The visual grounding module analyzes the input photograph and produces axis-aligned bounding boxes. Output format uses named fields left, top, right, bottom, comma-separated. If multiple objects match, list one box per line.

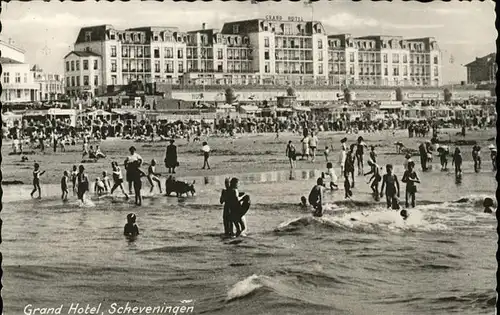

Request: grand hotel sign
left=265, top=15, right=304, bottom=22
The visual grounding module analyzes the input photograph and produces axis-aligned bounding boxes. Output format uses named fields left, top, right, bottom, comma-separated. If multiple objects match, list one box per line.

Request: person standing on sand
left=286, top=140, right=297, bottom=169
left=301, top=135, right=310, bottom=161
left=165, top=139, right=178, bottom=174
left=201, top=141, right=211, bottom=170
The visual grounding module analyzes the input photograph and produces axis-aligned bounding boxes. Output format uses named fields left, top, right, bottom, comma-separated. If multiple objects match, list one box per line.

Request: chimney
left=202, top=23, right=206, bottom=30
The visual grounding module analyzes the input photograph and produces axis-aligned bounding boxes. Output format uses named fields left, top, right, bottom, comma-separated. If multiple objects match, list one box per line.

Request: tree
left=444, top=88, right=452, bottom=102
left=344, top=88, right=352, bottom=103
left=286, top=86, right=296, bottom=97
left=225, top=87, right=236, bottom=104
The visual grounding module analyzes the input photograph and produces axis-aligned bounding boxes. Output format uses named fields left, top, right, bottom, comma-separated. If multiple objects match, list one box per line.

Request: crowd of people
left=303, top=132, right=497, bottom=219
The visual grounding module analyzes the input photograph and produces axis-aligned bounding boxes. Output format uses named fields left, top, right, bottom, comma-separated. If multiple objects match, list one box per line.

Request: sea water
left=2, top=163, right=496, bottom=315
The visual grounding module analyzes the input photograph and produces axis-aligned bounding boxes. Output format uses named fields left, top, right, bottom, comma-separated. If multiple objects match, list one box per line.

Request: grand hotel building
left=64, top=17, right=442, bottom=97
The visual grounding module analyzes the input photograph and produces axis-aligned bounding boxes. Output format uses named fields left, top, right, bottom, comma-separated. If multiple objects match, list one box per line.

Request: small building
left=464, top=53, right=496, bottom=85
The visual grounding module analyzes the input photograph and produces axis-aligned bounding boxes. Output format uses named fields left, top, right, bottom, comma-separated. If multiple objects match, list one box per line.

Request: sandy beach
left=1, top=128, right=494, bottom=186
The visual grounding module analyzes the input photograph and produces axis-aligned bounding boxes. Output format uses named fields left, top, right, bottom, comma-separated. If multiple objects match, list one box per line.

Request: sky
left=2, top=0, right=496, bottom=84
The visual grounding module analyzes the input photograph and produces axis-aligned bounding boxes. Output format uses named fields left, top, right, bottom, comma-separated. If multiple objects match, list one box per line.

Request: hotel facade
left=64, top=17, right=442, bottom=96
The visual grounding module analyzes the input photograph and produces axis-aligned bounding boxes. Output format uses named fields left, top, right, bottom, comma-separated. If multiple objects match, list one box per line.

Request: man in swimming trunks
left=401, top=161, right=420, bottom=208
left=380, top=164, right=400, bottom=209
left=308, top=177, right=326, bottom=217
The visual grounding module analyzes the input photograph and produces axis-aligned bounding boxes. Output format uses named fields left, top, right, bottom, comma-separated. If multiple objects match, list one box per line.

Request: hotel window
left=318, top=51, right=323, bottom=61
left=264, top=37, right=269, bottom=48
left=83, top=75, right=89, bottom=86
left=217, top=49, right=223, bottom=60
left=434, top=67, right=438, bottom=76
left=15, top=72, right=20, bottom=83
left=76, top=61, right=80, bottom=71
left=318, top=64, right=323, bottom=75
left=71, top=61, right=75, bottom=71
left=383, top=54, right=388, bottom=63
left=178, top=61, right=184, bottom=72
left=66, top=61, right=70, bottom=72
left=177, top=49, right=183, bottom=58
left=66, top=77, right=70, bottom=87
left=233, top=25, right=239, bottom=33
left=392, top=54, right=399, bottom=63
left=318, top=40, right=323, bottom=49
left=264, top=62, right=270, bottom=73
left=349, top=65, right=354, bottom=75
left=165, top=61, right=174, bottom=73
left=94, top=75, right=98, bottom=86
left=264, top=50, right=270, bottom=60
left=24, top=73, right=27, bottom=83
left=403, top=66, right=408, bottom=76
left=350, top=53, right=355, bottom=62
left=154, top=61, right=161, bottom=72
left=154, top=48, right=160, bottom=58
left=76, top=76, right=80, bottom=86
left=83, top=60, right=89, bottom=70
left=17, top=90, right=21, bottom=98
left=3, top=72, right=8, bottom=83
left=122, top=46, right=129, bottom=57
left=165, top=47, right=173, bottom=58
left=111, top=60, right=117, bottom=72
left=433, top=56, right=438, bottom=64
left=403, top=54, right=407, bottom=63
left=94, top=60, right=98, bottom=70
left=85, top=31, right=92, bottom=42
left=111, top=75, right=117, bottom=85
left=111, top=46, right=117, bottom=57
left=71, top=77, right=75, bottom=86
left=137, top=47, right=143, bottom=58
left=393, top=66, right=399, bottom=76
left=384, top=66, right=388, bottom=76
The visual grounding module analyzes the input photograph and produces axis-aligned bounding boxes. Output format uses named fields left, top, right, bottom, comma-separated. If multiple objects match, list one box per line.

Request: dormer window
left=233, top=25, right=239, bottom=33
left=85, top=31, right=92, bottom=42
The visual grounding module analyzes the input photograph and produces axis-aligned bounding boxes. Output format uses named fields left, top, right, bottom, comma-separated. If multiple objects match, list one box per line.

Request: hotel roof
left=0, top=57, right=24, bottom=64
left=64, top=51, right=101, bottom=59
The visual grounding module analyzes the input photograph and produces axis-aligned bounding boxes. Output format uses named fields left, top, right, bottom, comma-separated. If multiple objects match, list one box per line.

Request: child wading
left=452, top=148, right=463, bottom=178
left=325, top=162, right=338, bottom=190
left=402, top=161, right=420, bottom=208
left=380, top=164, right=400, bottom=209
left=286, top=141, right=297, bottom=169
left=76, top=165, right=90, bottom=202
left=147, top=159, right=162, bottom=193
left=472, top=144, right=481, bottom=173
left=110, top=161, right=129, bottom=198
left=124, top=213, right=140, bottom=237
left=30, top=163, right=46, bottom=199
left=364, top=160, right=381, bottom=201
